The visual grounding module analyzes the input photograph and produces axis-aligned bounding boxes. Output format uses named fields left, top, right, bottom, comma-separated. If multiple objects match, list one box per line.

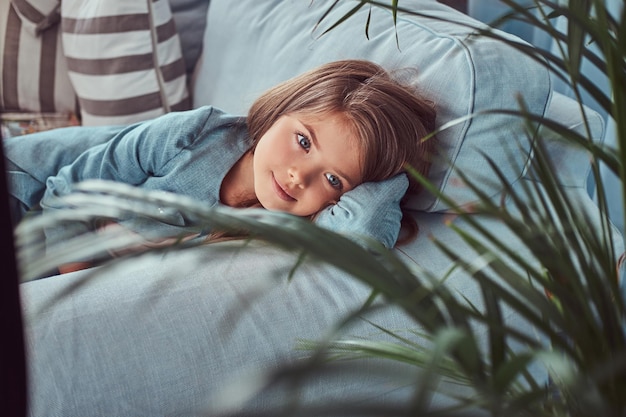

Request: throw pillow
left=61, top=0, right=190, bottom=126
left=0, top=0, right=76, bottom=114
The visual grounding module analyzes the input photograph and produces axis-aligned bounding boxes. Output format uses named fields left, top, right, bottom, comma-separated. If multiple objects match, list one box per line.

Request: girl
left=5, top=59, right=436, bottom=273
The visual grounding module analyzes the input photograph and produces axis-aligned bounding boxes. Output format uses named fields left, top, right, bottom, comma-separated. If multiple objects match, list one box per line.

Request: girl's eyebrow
left=301, top=120, right=357, bottom=188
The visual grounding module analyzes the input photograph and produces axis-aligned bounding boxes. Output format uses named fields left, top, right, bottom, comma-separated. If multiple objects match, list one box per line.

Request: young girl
left=5, top=59, right=436, bottom=272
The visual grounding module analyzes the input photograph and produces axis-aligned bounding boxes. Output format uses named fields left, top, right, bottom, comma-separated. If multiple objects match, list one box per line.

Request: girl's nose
left=288, top=167, right=307, bottom=188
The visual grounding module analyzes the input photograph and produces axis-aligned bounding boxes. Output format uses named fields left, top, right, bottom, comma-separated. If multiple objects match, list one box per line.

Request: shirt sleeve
left=313, top=173, right=409, bottom=248
left=41, top=106, right=219, bottom=210
left=38, top=107, right=225, bottom=251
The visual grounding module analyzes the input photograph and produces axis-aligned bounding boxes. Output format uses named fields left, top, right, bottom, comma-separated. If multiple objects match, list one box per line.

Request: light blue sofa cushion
left=21, top=230, right=545, bottom=416
left=21, top=243, right=430, bottom=416
left=193, top=0, right=552, bottom=212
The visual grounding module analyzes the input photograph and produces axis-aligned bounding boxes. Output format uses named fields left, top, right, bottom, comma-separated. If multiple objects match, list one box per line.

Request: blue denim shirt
left=5, top=106, right=407, bottom=249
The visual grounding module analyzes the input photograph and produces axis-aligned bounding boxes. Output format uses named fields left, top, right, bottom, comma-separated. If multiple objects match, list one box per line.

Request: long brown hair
left=246, top=59, right=437, bottom=244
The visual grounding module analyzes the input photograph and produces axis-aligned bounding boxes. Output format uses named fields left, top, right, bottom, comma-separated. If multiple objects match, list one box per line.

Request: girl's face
left=253, top=112, right=363, bottom=217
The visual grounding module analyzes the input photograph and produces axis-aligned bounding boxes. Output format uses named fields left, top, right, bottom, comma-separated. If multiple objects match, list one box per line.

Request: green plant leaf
left=314, top=0, right=367, bottom=38
left=566, top=0, right=592, bottom=81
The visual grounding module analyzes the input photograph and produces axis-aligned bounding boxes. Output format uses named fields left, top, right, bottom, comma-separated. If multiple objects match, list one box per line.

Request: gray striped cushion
left=0, top=0, right=76, bottom=114
left=61, top=0, right=190, bottom=126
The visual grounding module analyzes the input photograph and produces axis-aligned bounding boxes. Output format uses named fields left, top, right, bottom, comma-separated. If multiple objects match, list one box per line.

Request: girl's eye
left=325, top=173, right=343, bottom=190
left=297, top=133, right=311, bottom=151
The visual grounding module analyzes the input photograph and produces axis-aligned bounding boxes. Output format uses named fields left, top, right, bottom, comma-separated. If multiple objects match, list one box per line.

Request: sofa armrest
left=526, top=91, right=605, bottom=189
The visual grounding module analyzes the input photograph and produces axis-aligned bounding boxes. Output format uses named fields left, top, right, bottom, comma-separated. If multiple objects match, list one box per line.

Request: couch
left=4, top=0, right=624, bottom=416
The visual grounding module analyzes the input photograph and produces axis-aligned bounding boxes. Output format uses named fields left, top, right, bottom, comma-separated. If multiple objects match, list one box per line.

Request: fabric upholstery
left=0, top=0, right=75, bottom=113
left=20, top=243, right=414, bottom=415
left=61, top=0, right=190, bottom=126
left=193, top=0, right=552, bottom=213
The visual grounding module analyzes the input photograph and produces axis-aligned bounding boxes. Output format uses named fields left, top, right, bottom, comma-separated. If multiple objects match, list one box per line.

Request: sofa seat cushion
left=21, top=242, right=419, bottom=415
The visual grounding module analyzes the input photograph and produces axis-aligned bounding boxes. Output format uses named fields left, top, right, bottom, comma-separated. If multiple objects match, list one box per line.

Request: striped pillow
left=61, top=0, right=190, bottom=126
left=0, top=0, right=76, bottom=114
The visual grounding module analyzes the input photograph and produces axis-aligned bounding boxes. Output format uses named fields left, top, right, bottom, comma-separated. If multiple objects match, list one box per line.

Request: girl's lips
left=272, top=174, right=296, bottom=202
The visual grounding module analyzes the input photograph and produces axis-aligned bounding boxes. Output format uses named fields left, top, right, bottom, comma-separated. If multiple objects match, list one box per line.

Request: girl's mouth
left=272, top=174, right=296, bottom=202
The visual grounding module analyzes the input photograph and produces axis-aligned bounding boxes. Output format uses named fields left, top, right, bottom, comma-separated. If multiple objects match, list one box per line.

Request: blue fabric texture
left=5, top=106, right=405, bottom=249
left=21, top=244, right=425, bottom=416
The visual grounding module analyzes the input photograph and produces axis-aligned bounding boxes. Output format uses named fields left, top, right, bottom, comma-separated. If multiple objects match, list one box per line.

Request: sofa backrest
left=193, top=0, right=559, bottom=212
